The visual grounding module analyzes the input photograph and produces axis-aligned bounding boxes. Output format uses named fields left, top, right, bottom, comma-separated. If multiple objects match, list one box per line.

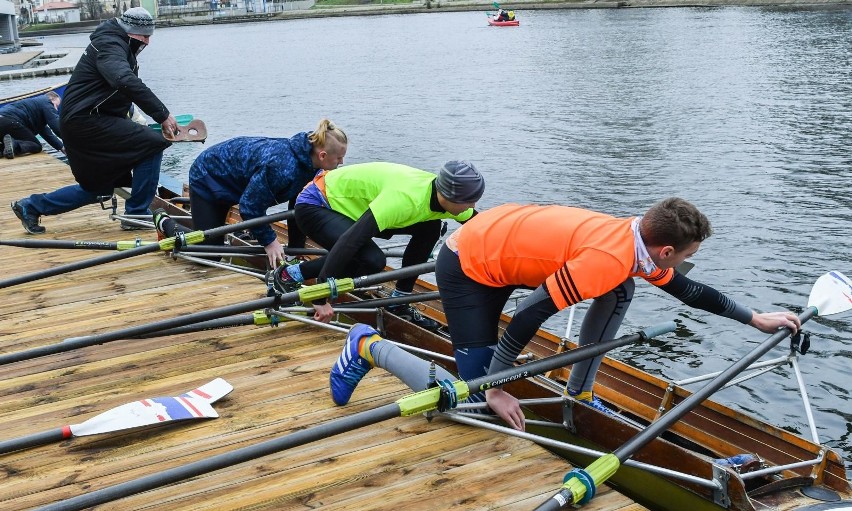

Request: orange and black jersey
left=456, top=203, right=674, bottom=310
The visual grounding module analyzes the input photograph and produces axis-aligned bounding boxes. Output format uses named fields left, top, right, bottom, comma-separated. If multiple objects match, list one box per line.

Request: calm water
left=3, top=6, right=851, bottom=478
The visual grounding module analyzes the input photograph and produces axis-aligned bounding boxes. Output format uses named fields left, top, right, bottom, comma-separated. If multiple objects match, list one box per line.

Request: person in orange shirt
left=328, top=198, right=801, bottom=431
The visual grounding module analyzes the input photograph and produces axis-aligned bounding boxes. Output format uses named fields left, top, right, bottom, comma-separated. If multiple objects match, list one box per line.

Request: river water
left=2, top=6, right=851, bottom=478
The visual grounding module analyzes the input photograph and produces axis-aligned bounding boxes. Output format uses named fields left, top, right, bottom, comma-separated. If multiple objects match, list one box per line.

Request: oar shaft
left=35, top=404, right=401, bottom=511
left=613, top=307, right=815, bottom=461
left=0, top=427, right=68, bottom=455
left=0, top=244, right=161, bottom=289
left=130, top=314, right=258, bottom=339
left=467, top=322, right=676, bottom=394
left=352, top=262, right=435, bottom=288
left=0, top=239, right=119, bottom=250
left=0, top=297, right=281, bottom=365
left=0, top=211, right=295, bottom=290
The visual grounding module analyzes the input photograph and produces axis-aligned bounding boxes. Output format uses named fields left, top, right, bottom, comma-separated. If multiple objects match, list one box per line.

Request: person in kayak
left=153, top=119, right=348, bottom=268
left=270, top=160, right=484, bottom=332
left=326, top=198, right=801, bottom=432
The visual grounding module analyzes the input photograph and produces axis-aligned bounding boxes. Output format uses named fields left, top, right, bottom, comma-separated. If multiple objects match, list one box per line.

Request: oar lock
left=428, top=377, right=458, bottom=412
left=790, top=331, right=811, bottom=355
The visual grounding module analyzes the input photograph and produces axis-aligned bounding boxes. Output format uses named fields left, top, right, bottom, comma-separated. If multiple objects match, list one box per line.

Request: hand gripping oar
left=0, top=262, right=436, bottom=366
left=0, top=378, right=233, bottom=455
left=534, top=271, right=852, bottom=511
left=0, top=210, right=296, bottom=290
left=32, top=321, right=675, bottom=511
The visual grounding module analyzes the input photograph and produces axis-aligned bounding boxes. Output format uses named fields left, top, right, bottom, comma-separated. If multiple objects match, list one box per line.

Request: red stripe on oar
left=178, top=396, right=203, bottom=417
left=140, top=399, right=151, bottom=407
left=62, top=425, right=72, bottom=438
left=190, top=388, right=212, bottom=399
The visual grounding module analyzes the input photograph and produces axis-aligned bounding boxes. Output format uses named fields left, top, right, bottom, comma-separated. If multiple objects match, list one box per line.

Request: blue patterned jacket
left=189, top=133, right=316, bottom=247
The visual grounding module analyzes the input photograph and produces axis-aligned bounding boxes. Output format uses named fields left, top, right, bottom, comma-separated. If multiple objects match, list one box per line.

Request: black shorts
left=435, top=244, right=518, bottom=350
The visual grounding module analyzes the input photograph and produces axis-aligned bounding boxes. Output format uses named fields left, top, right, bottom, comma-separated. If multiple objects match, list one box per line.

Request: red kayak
left=488, top=18, right=519, bottom=27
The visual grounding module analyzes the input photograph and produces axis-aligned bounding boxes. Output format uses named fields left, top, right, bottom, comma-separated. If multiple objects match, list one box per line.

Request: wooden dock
left=0, top=153, right=646, bottom=510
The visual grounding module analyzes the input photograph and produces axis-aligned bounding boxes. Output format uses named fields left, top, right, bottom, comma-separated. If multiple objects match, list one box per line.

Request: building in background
left=0, top=0, right=20, bottom=52
left=33, top=1, right=80, bottom=22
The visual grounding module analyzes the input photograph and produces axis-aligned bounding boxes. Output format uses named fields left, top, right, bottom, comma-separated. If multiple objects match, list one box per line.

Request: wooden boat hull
left=152, top=191, right=852, bottom=511
left=0, top=82, right=66, bottom=107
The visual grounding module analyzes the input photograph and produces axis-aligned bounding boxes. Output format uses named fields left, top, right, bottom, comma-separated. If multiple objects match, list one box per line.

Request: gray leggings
left=566, top=279, right=635, bottom=393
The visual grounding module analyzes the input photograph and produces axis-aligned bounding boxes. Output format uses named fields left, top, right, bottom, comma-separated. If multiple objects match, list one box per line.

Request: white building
left=34, top=1, right=80, bottom=23
left=0, top=0, right=20, bottom=52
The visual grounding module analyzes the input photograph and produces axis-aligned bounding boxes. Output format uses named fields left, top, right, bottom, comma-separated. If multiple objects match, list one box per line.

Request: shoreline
left=19, top=0, right=852, bottom=36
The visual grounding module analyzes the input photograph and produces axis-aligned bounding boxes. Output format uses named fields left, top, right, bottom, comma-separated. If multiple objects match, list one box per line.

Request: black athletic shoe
left=386, top=304, right=441, bottom=332
left=3, top=135, right=14, bottom=159
left=11, top=200, right=45, bottom=234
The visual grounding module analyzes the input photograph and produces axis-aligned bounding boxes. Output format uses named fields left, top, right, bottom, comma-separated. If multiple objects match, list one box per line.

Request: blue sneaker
left=330, top=324, right=379, bottom=406
left=567, top=388, right=617, bottom=416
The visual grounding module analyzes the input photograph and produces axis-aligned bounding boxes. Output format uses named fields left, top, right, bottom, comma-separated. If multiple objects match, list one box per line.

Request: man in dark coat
left=10, top=7, right=178, bottom=235
left=0, top=91, right=64, bottom=159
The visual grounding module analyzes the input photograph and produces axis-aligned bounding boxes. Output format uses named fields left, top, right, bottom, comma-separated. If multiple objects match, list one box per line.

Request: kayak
left=488, top=18, right=519, bottom=27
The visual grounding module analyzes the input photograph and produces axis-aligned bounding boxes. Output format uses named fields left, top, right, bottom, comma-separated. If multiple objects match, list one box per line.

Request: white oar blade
left=182, top=378, right=234, bottom=404
left=70, top=396, right=217, bottom=437
left=808, top=271, right=852, bottom=316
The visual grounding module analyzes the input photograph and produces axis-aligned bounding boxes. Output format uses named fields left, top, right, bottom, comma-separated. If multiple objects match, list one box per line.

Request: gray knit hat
left=435, top=160, right=485, bottom=203
left=117, top=7, right=155, bottom=36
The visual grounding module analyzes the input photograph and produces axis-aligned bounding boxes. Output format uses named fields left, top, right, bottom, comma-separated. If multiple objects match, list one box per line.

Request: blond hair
left=45, top=91, right=60, bottom=102
left=308, top=119, right=348, bottom=150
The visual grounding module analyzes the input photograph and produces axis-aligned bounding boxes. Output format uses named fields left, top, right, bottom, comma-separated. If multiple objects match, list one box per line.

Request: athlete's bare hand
left=749, top=311, right=801, bottom=334
left=485, top=388, right=525, bottom=431
left=313, top=302, right=334, bottom=323
left=264, top=239, right=285, bottom=268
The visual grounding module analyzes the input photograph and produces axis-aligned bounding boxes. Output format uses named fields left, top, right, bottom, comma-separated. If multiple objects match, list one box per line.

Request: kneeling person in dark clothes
left=0, top=91, right=64, bottom=160
left=10, top=7, right=178, bottom=235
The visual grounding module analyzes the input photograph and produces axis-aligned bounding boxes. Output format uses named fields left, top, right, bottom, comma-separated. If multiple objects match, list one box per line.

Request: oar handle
left=0, top=427, right=70, bottom=455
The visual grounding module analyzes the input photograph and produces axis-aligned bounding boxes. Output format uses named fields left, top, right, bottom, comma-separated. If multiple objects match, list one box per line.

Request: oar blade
left=182, top=378, right=234, bottom=404
left=71, top=396, right=217, bottom=437
left=808, top=271, right=852, bottom=316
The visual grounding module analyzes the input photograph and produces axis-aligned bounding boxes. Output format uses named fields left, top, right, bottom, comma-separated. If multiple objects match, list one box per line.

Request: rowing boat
left=0, top=82, right=67, bottom=108
left=160, top=193, right=852, bottom=511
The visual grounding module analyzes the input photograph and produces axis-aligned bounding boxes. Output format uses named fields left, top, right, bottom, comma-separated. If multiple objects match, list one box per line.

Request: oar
left=0, top=378, right=233, bottom=455
left=33, top=321, right=676, bottom=511
left=0, top=262, right=436, bottom=366
left=0, top=210, right=295, bottom=290
left=131, top=291, right=443, bottom=339
left=0, top=241, right=405, bottom=259
left=533, top=271, right=852, bottom=510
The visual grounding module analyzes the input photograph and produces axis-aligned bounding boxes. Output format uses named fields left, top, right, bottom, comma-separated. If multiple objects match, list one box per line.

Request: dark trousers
left=188, top=194, right=233, bottom=246
left=295, top=204, right=441, bottom=292
left=0, top=116, right=43, bottom=155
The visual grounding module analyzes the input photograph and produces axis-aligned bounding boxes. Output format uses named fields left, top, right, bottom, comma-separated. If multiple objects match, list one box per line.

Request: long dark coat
left=59, top=19, right=171, bottom=193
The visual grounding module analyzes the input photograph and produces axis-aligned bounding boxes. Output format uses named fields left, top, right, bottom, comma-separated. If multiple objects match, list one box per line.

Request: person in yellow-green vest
left=270, top=161, right=484, bottom=331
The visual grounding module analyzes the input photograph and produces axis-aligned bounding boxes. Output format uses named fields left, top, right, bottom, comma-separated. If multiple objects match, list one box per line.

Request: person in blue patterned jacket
left=155, top=119, right=348, bottom=267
